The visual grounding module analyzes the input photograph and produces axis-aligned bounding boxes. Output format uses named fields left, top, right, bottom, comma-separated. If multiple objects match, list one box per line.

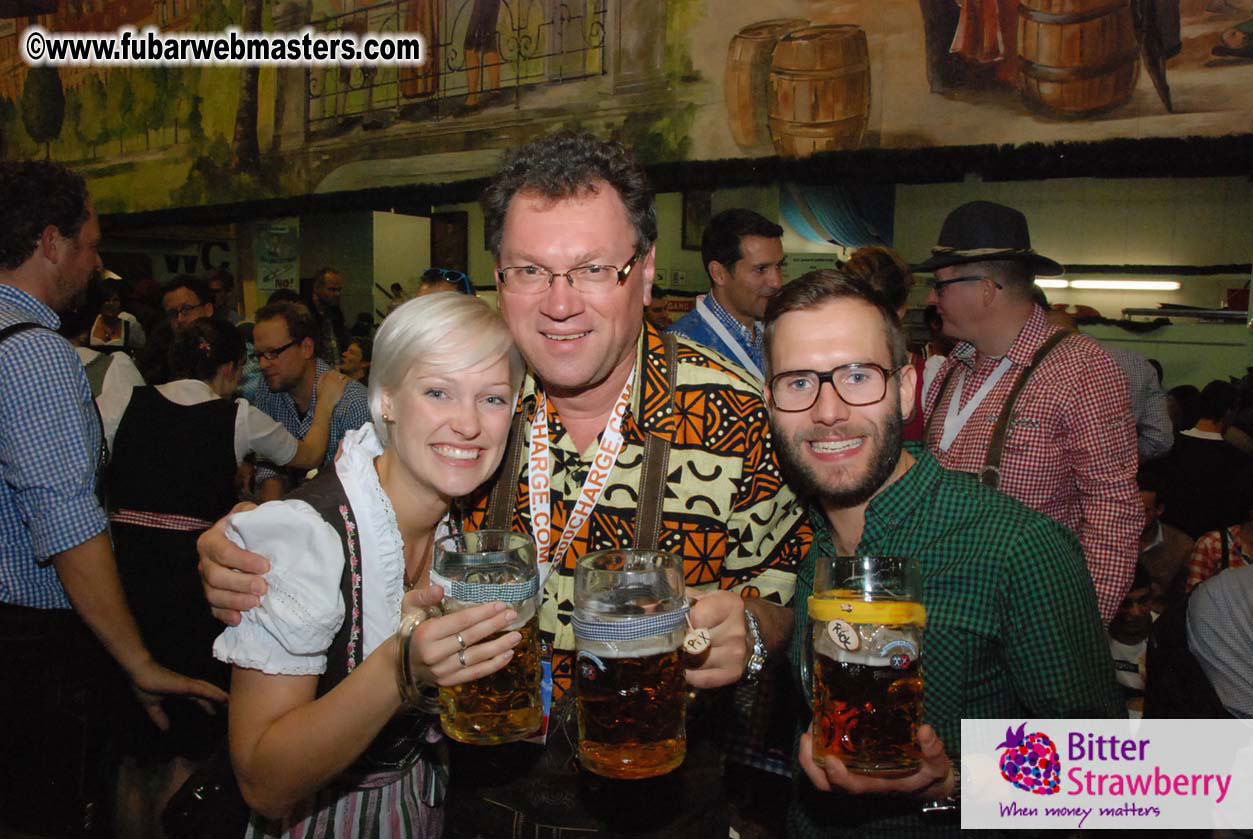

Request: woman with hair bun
left=97, top=317, right=348, bottom=837
left=842, top=245, right=927, bottom=441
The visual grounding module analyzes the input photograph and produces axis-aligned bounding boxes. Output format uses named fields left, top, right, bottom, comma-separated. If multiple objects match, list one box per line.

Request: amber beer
left=573, top=550, right=689, bottom=779
left=811, top=635, right=923, bottom=775
left=432, top=530, right=543, bottom=745
left=439, top=603, right=543, bottom=745
left=575, top=643, right=686, bottom=779
left=808, top=555, right=925, bottom=777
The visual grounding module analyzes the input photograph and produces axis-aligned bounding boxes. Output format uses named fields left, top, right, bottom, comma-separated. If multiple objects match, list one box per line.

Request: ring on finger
left=457, top=649, right=468, bottom=667
left=456, top=633, right=466, bottom=652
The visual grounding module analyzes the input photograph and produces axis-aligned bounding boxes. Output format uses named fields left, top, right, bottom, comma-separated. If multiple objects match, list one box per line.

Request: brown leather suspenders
left=483, top=331, right=678, bottom=551
left=634, top=332, right=678, bottom=551
left=926, top=331, right=1070, bottom=489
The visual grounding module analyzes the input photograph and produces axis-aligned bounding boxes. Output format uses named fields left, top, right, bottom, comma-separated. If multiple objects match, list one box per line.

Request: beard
left=772, top=407, right=904, bottom=510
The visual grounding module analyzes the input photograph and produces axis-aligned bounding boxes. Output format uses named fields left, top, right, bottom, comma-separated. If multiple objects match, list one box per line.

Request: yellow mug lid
left=807, top=591, right=926, bottom=625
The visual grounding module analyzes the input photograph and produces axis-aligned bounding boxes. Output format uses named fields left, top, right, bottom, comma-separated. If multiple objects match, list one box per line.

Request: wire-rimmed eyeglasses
left=496, top=251, right=642, bottom=295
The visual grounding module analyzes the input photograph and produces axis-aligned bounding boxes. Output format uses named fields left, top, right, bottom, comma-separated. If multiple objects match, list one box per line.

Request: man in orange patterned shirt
left=198, top=133, right=811, bottom=838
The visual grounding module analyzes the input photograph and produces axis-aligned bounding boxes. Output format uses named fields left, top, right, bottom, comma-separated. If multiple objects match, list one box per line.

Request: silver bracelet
left=742, top=606, right=767, bottom=682
left=395, top=606, right=444, bottom=714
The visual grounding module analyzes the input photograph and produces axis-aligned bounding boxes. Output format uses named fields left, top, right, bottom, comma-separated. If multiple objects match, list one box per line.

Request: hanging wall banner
left=255, top=219, right=300, bottom=295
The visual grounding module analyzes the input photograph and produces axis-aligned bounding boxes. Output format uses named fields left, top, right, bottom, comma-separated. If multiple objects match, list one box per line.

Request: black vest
left=286, top=469, right=433, bottom=781
left=108, top=385, right=237, bottom=519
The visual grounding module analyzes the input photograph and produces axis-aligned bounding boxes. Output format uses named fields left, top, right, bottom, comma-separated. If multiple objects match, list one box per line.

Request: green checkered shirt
left=788, top=443, right=1124, bottom=838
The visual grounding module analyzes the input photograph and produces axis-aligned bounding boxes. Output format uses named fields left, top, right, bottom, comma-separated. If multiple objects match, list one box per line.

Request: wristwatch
left=920, top=767, right=960, bottom=819
left=742, top=607, right=767, bottom=682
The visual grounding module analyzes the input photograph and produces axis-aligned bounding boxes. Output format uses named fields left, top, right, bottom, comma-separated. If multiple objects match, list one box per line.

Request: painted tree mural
left=20, top=66, right=65, bottom=161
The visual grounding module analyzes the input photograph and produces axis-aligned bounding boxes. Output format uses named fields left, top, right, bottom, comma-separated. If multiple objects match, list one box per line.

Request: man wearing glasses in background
left=161, top=274, right=216, bottom=334
left=198, top=133, right=810, bottom=837
left=762, top=270, right=1121, bottom=837
left=136, top=274, right=219, bottom=384
left=248, top=300, right=368, bottom=501
left=917, top=200, right=1141, bottom=626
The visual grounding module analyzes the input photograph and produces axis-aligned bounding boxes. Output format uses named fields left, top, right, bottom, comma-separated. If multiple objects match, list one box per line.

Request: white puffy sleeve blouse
left=212, top=424, right=412, bottom=676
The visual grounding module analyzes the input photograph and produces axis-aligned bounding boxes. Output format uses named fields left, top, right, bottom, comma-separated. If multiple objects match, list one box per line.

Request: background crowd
left=2, top=140, right=1251, bottom=839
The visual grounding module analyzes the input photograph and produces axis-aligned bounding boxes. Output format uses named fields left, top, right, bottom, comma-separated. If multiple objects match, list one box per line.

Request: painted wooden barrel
left=725, top=18, right=809, bottom=148
left=767, top=25, right=870, bottom=158
left=1017, top=0, right=1140, bottom=118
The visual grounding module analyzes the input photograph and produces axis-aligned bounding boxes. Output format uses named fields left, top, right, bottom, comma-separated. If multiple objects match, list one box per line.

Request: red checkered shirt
left=1186, top=526, right=1251, bottom=593
left=923, top=305, right=1142, bottom=624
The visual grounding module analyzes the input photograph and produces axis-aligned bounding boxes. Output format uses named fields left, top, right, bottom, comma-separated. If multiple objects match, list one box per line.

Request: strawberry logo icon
left=996, top=722, right=1060, bottom=795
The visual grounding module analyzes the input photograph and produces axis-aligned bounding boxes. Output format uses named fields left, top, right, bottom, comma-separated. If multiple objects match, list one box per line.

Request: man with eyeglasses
left=134, top=275, right=220, bottom=384
left=248, top=300, right=369, bottom=501
left=197, top=133, right=811, bottom=837
left=161, top=274, right=215, bottom=333
left=916, top=201, right=1141, bottom=626
left=763, top=270, right=1122, bottom=838
left=667, top=208, right=786, bottom=382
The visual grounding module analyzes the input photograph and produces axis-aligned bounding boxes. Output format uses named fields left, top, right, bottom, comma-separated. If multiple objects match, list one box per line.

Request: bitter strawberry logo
left=997, top=722, right=1061, bottom=795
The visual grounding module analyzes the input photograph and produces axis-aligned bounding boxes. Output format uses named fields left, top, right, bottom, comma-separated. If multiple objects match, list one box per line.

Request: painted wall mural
left=1, top=0, right=1249, bottom=213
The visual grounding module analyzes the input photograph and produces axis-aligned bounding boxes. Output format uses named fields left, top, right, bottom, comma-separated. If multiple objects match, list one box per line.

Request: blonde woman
left=213, top=295, right=525, bottom=837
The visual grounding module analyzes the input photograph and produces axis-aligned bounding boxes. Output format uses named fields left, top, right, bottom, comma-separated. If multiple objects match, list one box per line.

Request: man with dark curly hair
left=199, top=133, right=812, bottom=838
left=0, top=161, right=227, bottom=836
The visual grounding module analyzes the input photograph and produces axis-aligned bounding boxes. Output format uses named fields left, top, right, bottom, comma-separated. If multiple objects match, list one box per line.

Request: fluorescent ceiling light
left=1036, top=279, right=1068, bottom=289
left=1068, top=280, right=1180, bottom=291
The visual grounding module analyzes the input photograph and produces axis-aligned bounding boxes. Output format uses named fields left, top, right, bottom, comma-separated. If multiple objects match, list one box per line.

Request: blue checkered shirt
left=0, top=284, right=108, bottom=609
left=251, top=357, right=371, bottom=486
left=666, top=292, right=765, bottom=379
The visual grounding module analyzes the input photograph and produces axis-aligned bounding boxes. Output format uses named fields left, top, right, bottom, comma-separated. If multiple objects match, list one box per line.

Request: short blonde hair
left=369, top=294, right=524, bottom=446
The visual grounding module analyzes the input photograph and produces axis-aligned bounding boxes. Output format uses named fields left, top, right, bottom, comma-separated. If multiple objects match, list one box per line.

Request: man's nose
left=810, top=380, right=851, bottom=425
left=539, top=274, right=584, bottom=319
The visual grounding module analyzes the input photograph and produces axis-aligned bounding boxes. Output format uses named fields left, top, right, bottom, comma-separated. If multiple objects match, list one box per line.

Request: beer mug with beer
left=572, top=550, right=688, bottom=779
left=430, top=530, right=543, bottom=745
left=807, top=555, right=925, bottom=777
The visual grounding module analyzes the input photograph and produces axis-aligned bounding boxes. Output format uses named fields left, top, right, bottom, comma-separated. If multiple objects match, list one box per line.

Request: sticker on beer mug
left=826, top=619, right=860, bottom=651
left=882, top=639, right=917, bottom=669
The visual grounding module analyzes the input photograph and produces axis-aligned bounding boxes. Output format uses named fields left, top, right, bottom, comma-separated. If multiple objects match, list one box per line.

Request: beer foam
left=577, top=627, right=685, bottom=659
left=442, top=594, right=537, bottom=631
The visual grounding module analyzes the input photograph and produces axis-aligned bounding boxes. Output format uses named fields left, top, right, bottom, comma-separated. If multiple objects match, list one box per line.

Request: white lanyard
left=938, top=356, right=1013, bottom=452
left=527, top=365, right=636, bottom=590
left=695, top=296, right=763, bottom=381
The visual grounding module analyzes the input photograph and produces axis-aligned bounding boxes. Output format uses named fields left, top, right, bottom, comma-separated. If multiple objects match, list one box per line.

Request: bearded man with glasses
left=764, top=270, right=1122, bottom=839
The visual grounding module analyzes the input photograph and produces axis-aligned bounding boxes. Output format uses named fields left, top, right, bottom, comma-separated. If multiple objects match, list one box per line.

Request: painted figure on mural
left=464, top=0, right=503, bottom=107
left=400, top=0, right=441, bottom=98
left=326, top=0, right=379, bottom=127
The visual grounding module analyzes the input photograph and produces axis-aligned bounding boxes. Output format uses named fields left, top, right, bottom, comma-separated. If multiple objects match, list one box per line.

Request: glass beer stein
left=807, top=555, right=925, bottom=777
left=430, top=530, right=543, bottom=745
left=573, top=550, right=688, bottom=779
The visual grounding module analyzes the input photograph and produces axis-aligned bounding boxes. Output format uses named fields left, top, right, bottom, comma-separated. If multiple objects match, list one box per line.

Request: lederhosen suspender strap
left=927, top=331, right=1071, bottom=489
left=484, top=332, right=678, bottom=551
left=634, top=332, right=678, bottom=551
left=486, top=408, right=528, bottom=532
left=1220, top=528, right=1231, bottom=572
left=0, top=321, right=110, bottom=478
